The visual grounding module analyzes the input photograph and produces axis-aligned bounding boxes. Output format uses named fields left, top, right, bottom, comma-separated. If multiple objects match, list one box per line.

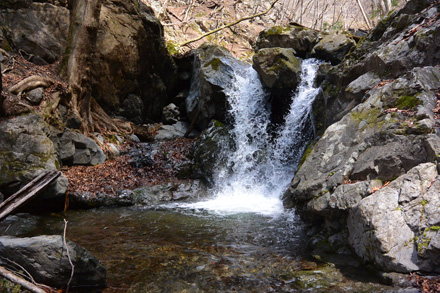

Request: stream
left=2, top=59, right=393, bottom=291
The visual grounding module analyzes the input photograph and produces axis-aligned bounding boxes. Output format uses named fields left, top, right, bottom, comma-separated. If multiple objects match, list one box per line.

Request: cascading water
left=181, top=59, right=322, bottom=215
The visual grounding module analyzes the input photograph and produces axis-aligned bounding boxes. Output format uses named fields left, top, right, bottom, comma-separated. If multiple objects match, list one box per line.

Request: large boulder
left=0, top=2, right=69, bottom=64
left=186, top=43, right=247, bottom=130
left=311, top=31, right=356, bottom=65
left=0, top=114, right=67, bottom=203
left=0, top=235, right=107, bottom=289
left=252, top=47, right=301, bottom=90
left=252, top=47, right=301, bottom=125
left=92, top=0, right=177, bottom=122
left=348, top=163, right=440, bottom=273
left=255, top=25, right=322, bottom=58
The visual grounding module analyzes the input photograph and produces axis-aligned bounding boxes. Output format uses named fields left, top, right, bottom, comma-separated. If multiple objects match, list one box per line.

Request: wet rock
left=24, top=87, right=45, bottom=105
left=119, top=94, right=144, bottom=125
left=348, top=163, right=440, bottom=273
left=0, top=235, right=107, bottom=289
left=0, top=114, right=64, bottom=198
left=186, top=43, right=247, bottom=130
left=255, top=25, right=322, bottom=58
left=190, top=120, right=233, bottom=184
left=155, top=121, right=199, bottom=140
left=0, top=3, right=69, bottom=64
left=131, top=180, right=207, bottom=205
left=311, top=31, right=356, bottom=65
left=162, top=103, right=180, bottom=125
left=69, top=180, right=207, bottom=208
left=52, top=129, right=106, bottom=166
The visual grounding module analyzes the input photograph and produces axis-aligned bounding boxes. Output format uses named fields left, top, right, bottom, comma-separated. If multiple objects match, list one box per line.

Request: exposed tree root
left=9, top=75, right=53, bottom=95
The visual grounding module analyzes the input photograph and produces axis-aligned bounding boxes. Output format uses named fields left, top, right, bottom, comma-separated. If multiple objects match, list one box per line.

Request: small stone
left=107, top=143, right=120, bottom=157
left=24, top=87, right=44, bottom=105
left=162, top=103, right=180, bottom=125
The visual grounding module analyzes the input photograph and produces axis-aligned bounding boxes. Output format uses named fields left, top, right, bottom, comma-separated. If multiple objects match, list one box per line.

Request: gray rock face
left=0, top=235, right=106, bottom=288
left=285, top=66, right=440, bottom=206
left=0, top=114, right=66, bottom=198
left=186, top=43, right=247, bottom=130
left=348, top=163, right=440, bottom=273
left=255, top=25, right=322, bottom=58
left=0, top=3, right=69, bottom=64
left=311, top=31, right=356, bottom=65
left=317, top=3, right=440, bottom=128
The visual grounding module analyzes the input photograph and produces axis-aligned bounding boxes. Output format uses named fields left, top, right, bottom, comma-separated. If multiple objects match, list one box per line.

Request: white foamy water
left=180, top=59, right=322, bottom=216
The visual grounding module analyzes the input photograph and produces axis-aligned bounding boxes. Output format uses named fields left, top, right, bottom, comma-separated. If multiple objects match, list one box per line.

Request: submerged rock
left=0, top=235, right=107, bottom=289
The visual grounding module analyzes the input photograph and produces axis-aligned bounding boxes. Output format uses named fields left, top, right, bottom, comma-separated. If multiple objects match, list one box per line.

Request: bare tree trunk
left=64, top=0, right=131, bottom=136
left=355, top=0, right=372, bottom=29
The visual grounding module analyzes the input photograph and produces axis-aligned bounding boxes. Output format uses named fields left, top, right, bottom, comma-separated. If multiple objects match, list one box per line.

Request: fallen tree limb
left=0, top=266, right=46, bottom=293
left=9, top=75, right=53, bottom=95
left=180, top=0, right=280, bottom=47
left=0, top=171, right=61, bottom=222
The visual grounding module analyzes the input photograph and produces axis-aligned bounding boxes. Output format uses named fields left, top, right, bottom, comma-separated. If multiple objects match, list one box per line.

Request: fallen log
left=0, top=171, right=61, bottom=222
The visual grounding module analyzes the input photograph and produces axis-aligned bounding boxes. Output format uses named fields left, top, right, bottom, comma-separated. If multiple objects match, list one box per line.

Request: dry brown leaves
left=409, top=273, right=440, bottom=293
left=63, top=138, right=195, bottom=198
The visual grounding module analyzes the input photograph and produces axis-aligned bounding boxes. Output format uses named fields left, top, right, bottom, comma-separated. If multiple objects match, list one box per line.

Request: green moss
left=262, top=26, right=291, bottom=37
left=297, top=141, right=315, bottom=170
left=428, top=226, right=440, bottom=231
left=213, top=120, right=224, bottom=128
left=166, top=41, right=180, bottom=56
left=350, top=107, right=383, bottom=130
left=395, top=95, right=421, bottom=110
left=204, top=58, right=222, bottom=70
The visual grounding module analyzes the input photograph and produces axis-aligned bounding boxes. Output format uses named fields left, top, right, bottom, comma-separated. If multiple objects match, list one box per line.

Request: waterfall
left=182, top=59, right=322, bottom=215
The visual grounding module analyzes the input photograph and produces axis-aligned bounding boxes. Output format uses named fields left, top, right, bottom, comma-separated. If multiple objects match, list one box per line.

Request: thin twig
left=63, top=219, right=75, bottom=293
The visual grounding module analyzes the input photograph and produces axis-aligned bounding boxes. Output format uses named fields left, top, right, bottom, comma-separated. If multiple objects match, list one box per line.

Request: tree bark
left=64, top=0, right=131, bottom=136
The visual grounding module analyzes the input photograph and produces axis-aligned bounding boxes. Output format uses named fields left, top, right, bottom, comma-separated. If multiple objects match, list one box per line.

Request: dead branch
left=9, top=75, right=53, bottom=95
left=0, top=266, right=46, bottom=293
left=180, top=0, right=280, bottom=47
left=63, top=219, right=74, bottom=293
left=355, top=0, right=371, bottom=29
